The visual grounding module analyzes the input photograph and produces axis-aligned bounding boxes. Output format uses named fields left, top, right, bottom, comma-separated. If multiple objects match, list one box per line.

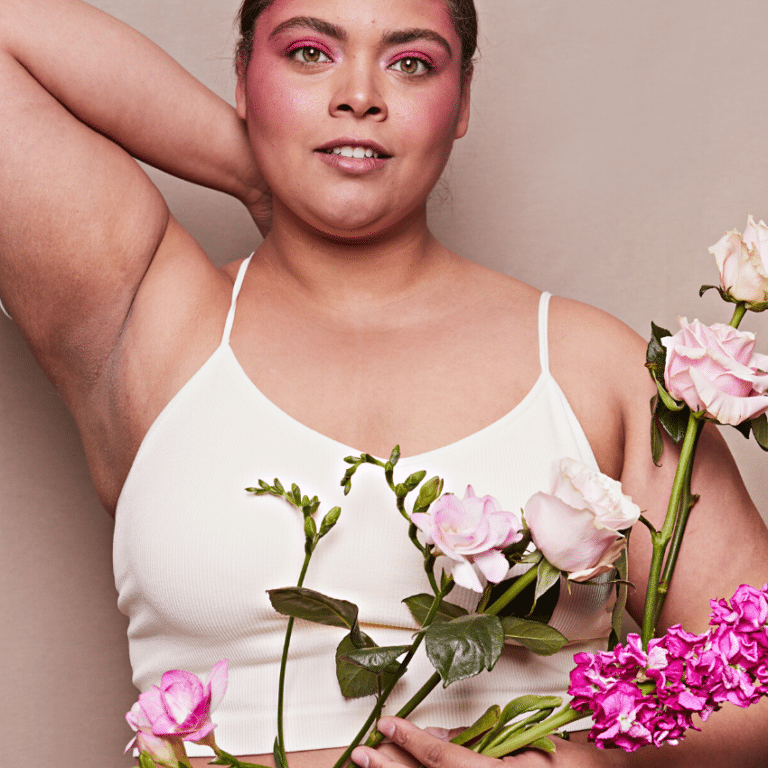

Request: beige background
left=3, top=1, right=768, bottom=765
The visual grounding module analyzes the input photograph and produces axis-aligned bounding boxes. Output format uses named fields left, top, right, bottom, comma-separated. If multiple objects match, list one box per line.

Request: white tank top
left=114, top=256, right=613, bottom=757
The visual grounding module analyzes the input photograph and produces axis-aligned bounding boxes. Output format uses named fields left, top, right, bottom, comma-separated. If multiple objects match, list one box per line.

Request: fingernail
left=351, top=748, right=369, bottom=768
left=378, top=718, right=395, bottom=738
left=425, top=727, right=451, bottom=741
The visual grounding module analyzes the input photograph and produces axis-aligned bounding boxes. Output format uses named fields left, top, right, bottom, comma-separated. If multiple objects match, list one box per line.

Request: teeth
left=329, top=145, right=380, bottom=159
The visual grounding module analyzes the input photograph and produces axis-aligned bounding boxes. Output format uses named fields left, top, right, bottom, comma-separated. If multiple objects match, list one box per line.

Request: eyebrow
left=269, top=16, right=453, bottom=59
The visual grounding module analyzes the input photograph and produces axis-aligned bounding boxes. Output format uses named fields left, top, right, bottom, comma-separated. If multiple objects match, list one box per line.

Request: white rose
left=524, top=458, right=641, bottom=582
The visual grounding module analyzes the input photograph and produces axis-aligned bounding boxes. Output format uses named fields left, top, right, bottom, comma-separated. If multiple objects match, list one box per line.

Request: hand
left=351, top=718, right=627, bottom=768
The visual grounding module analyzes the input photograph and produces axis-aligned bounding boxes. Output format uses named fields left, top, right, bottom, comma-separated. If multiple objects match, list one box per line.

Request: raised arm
left=0, top=0, right=265, bottom=400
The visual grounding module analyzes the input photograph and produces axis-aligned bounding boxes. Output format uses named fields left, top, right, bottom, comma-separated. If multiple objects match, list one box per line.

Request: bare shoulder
left=545, top=296, right=654, bottom=479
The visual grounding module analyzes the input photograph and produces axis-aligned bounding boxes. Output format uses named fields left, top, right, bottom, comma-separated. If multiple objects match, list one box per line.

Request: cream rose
left=709, top=215, right=768, bottom=307
left=662, top=317, right=768, bottom=425
left=524, top=458, right=640, bottom=582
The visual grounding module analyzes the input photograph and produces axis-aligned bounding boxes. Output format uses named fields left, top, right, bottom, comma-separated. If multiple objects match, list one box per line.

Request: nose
left=329, top=57, right=387, bottom=121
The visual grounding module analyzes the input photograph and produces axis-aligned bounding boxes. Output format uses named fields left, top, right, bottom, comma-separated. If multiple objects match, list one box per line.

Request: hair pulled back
left=236, top=0, right=478, bottom=78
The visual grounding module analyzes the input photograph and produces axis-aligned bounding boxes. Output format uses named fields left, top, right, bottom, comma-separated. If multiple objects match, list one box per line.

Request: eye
left=390, top=56, right=432, bottom=76
left=290, top=46, right=332, bottom=65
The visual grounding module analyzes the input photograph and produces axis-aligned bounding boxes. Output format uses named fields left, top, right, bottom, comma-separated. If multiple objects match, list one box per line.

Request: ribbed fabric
left=114, top=257, right=613, bottom=757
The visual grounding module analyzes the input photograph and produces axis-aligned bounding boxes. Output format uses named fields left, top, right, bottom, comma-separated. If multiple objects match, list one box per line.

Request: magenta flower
left=569, top=584, right=768, bottom=752
left=128, top=659, right=228, bottom=747
left=125, top=701, right=188, bottom=767
left=411, top=486, right=523, bottom=592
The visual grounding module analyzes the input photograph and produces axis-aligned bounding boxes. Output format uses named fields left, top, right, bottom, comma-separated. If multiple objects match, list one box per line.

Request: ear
left=235, top=52, right=249, bottom=120
left=454, top=66, right=472, bottom=140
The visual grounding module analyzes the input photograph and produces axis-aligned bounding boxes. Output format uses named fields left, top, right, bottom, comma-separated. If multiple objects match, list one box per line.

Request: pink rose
left=662, top=317, right=768, bottom=425
left=128, top=659, right=228, bottom=749
left=524, top=458, right=640, bottom=582
left=709, top=215, right=768, bottom=306
left=411, top=486, right=523, bottom=592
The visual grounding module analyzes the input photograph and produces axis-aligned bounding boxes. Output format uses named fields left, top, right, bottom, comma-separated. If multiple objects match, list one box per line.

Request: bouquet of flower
left=126, top=216, right=768, bottom=768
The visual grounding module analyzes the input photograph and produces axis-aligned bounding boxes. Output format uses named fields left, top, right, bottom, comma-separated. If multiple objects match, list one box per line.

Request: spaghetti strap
left=537, top=291, right=552, bottom=375
left=221, top=254, right=253, bottom=347
left=0, top=295, right=12, bottom=321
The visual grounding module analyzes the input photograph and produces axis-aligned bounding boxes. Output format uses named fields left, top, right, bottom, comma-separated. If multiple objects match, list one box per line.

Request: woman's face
left=236, top=0, right=470, bottom=240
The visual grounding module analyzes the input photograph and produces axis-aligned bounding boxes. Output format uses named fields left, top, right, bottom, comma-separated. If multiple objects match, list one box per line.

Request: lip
left=314, top=138, right=392, bottom=175
left=314, top=137, right=393, bottom=158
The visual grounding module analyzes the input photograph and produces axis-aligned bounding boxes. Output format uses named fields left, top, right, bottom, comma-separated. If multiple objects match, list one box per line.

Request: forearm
left=0, top=0, right=260, bottom=203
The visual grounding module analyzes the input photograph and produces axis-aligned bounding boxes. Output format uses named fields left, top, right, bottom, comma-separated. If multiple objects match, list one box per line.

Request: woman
left=1, top=0, right=767, bottom=766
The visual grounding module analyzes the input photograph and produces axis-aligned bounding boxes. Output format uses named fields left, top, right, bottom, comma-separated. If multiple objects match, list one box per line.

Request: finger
left=370, top=717, right=500, bottom=768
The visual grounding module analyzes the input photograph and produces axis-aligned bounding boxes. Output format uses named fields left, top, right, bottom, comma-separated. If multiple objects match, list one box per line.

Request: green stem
left=641, top=412, right=701, bottom=647
left=480, top=703, right=587, bottom=759
left=330, top=584, right=452, bottom=768
left=275, top=552, right=313, bottom=765
left=730, top=302, right=747, bottom=328
left=211, top=745, right=272, bottom=768
left=653, top=429, right=701, bottom=628
left=360, top=565, right=541, bottom=755
left=484, top=562, right=540, bottom=617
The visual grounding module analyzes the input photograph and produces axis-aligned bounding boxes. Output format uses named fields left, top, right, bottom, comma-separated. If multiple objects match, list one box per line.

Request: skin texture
left=1, top=1, right=768, bottom=767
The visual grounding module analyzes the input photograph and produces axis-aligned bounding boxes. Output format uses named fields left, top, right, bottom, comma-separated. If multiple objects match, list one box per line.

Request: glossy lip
left=314, top=137, right=393, bottom=158
left=314, top=137, right=392, bottom=174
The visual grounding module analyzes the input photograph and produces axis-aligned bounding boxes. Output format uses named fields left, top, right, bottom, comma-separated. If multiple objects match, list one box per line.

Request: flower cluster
left=568, top=584, right=768, bottom=752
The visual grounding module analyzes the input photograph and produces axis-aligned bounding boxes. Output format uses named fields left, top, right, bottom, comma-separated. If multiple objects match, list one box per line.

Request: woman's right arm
left=0, top=0, right=265, bottom=399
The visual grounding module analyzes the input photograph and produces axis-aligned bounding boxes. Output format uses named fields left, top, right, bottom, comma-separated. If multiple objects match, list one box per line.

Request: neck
left=253, top=200, right=457, bottom=316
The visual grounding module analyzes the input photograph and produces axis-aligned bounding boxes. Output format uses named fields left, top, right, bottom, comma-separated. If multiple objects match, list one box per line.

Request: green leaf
left=403, top=593, right=468, bottom=626
left=646, top=322, right=671, bottom=372
left=528, top=737, right=557, bottom=754
left=498, top=694, right=563, bottom=725
left=450, top=705, right=501, bottom=746
left=304, top=516, right=317, bottom=540
left=751, top=413, right=768, bottom=450
left=535, top=558, right=561, bottom=605
left=339, top=644, right=411, bottom=673
left=650, top=395, right=664, bottom=465
left=335, top=632, right=398, bottom=698
left=656, top=397, right=690, bottom=445
left=138, top=754, right=157, bottom=768
left=273, top=478, right=284, bottom=494
left=485, top=570, right=560, bottom=623
left=273, top=737, right=289, bottom=768
left=424, top=614, right=504, bottom=687
left=499, top=617, right=567, bottom=656
left=389, top=445, right=401, bottom=466
left=652, top=371, right=685, bottom=412
left=268, top=587, right=359, bottom=630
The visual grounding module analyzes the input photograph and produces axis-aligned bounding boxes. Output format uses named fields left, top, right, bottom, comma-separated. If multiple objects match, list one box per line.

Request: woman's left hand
left=351, top=718, right=627, bottom=768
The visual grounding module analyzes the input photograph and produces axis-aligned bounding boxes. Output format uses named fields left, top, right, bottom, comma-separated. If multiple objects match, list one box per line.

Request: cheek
left=245, top=67, right=325, bottom=149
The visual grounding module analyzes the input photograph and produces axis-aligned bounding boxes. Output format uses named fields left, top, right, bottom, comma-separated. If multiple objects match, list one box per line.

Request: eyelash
left=286, top=45, right=434, bottom=76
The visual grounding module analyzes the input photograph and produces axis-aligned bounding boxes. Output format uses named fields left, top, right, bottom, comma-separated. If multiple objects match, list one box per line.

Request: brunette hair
left=236, top=0, right=478, bottom=78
